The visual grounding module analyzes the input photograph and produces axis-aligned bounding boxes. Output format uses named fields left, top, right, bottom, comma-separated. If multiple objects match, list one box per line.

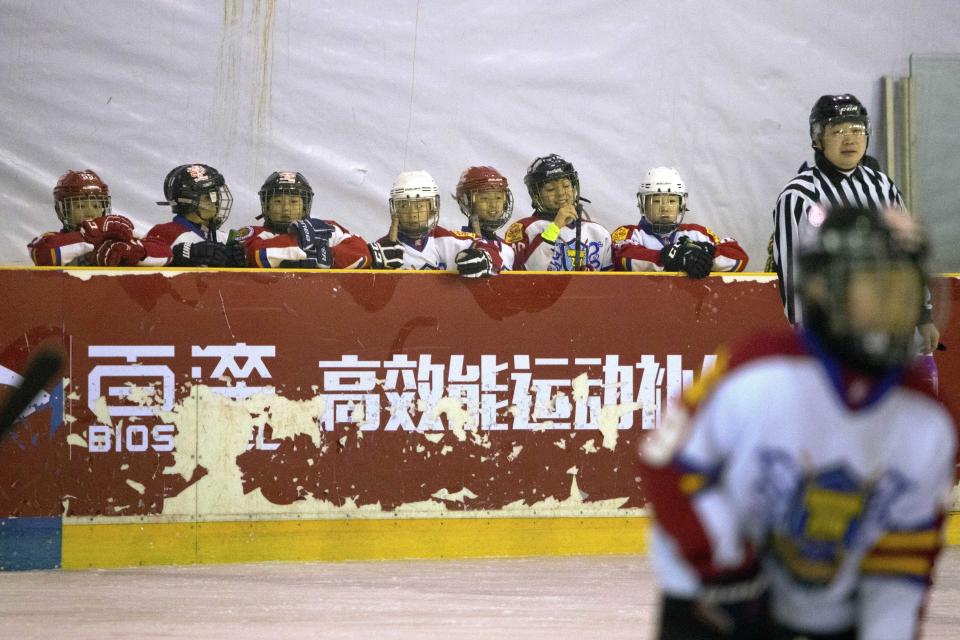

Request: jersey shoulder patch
left=504, top=221, right=526, bottom=244
left=229, top=226, right=255, bottom=241
left=611, top=225, right=634, bottom=243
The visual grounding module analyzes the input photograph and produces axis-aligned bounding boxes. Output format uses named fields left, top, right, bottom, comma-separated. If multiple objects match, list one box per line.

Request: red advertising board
left=0, top=270, right=956, bottom=522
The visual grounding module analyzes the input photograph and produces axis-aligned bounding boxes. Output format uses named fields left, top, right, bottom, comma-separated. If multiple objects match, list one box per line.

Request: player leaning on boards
left=28, top=169, right=170, bottom=267
left=373, top=170, right=502, bottom=277
left=453, top=166, right=517, bottom=270
left=505, top=154, right=613, bottom=271
left=639, top=205, right=957, bottom=640
left=146, top=164, right=247, bottom=268
left=771, top=93, right=939, bottom=356
left=612, top=166, right=748, bottom=277
left=231, top=171, right=388, bottom=269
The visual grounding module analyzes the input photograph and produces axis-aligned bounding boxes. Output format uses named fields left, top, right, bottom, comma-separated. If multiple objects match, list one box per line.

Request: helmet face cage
left=57, top=195, right=112, bottom=230
left=637, top=167, right=688, bottom=236
left=455, top=167, right=514, bottom=234
left=800, top=207, right=926, bottom=370
left=259, top=171, right=314, bottom=232
left=164, top=164, right=233, bottom=227
left=389, top=170, right=440, bottom=240
left=390, top=196, right=439, bottom=238
left=524, top=155, right=580, bottom=214
left=54, top=170, right=111, bottom=230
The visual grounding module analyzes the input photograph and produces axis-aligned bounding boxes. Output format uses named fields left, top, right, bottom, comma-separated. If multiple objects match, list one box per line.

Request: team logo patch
left=187, top=165, right=209, bottom=181
left=611, top=226, right=630, bottom=243
left=451, top=230, right=475, bottom=239
left=504, top=222, right=524, bottom=244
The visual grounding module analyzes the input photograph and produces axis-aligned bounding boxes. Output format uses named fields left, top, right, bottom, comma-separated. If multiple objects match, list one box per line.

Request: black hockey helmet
left=523, top=154, right=579, bottom=213
left=809, top=94, right=870, bottom=146
left=159, top=164, right=233, bottom=226
left=258, top=171, right=314, bottom=232
left=800, top=205, right=927, bottom=372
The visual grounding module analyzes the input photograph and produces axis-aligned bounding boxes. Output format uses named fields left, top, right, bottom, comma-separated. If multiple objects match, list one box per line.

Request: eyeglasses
left=824, top=125, right=868, bottom=139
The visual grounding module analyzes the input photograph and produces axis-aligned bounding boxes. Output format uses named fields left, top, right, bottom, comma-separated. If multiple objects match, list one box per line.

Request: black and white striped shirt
left=771, top=154, right=905, bottom=325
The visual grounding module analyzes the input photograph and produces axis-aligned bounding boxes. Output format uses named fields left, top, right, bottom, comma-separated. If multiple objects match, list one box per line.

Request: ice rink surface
left=2, top=550, right=959, bottom=639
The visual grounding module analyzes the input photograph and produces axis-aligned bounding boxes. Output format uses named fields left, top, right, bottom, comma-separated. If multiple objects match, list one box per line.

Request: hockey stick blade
left=0, top=347, right=64, bottom=442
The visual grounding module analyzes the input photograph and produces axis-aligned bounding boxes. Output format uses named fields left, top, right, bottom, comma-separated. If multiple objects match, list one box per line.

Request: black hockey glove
left=455, top=248, right=495, bottom=278
left=223, top=242, right=248, bottom=268
left=681, top=241, right=715, bottom=279
left=660, top=239, right=714, bottom=279
left=171, top=241, right=228, bottom=267
left=289, top=219, right=334, bottom=268
left=368, top=240, right=404, bottom=270
left=660, top=239, right=687, bottom=272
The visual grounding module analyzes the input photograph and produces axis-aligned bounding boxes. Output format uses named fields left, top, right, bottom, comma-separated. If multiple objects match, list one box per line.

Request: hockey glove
left=171, top=241, right=228, bottom=267
left=223, top=242, right=248, bottom=268
left=681, top=241, right=715, bottom=279
left=94, top=239, right=147, bottom=266
left=693, top=564, right=770, bottom=639
left=368, top=240, right=404, bottom=270
left=80, top=215, right=135, bottom=245
left=455, top=248, right=495, bottom=278
left=289, top=219, right=334, bottom=268
left=660, top=239, right=687, bottom=272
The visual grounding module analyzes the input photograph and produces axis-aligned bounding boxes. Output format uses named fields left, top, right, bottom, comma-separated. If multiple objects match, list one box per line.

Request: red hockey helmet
left=53, top=169, right=111, bottom=229
left=454, top=166, right=513, bottom=234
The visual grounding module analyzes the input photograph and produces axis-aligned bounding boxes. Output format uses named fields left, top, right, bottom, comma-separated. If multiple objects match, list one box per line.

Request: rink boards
left=1, top=268, right=958, bottom=570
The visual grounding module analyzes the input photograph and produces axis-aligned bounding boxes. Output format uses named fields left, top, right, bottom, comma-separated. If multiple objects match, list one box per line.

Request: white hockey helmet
left=637, top=166, right=688, bottom=234
left=389, top=170, right=440, bottom=239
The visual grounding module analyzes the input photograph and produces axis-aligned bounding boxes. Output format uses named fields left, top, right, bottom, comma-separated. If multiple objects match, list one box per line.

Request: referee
left=771, top=93, right=939, bottom=352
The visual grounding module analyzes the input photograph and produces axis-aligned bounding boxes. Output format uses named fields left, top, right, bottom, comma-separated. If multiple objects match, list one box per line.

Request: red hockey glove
left=80, top=215, right=135, bottom=245
left=95, top=239, right=147, bottom=266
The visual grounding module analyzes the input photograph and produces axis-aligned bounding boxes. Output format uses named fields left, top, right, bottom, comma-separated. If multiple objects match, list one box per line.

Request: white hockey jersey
left=385, top=226, right=500, bottom=271
left=640, top=330, right=957, bottom=638
left=504, top=214, right=612, bottom=271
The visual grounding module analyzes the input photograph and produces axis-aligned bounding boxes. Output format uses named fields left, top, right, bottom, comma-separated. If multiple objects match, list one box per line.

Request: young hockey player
left=504, top=154, right=612, bottom=271
left=639, top=205, right=956, bottom=639
left=28, top=169, right=170, bottom=267
left=612, top=166, right=748, bottom=277
left=145, top=164, right=246, bottom=268
left=231, top=171, right=396, bottom=269
left=374, top=170, right=501, bottom=277
left=453, top=166, right=516, bottom=270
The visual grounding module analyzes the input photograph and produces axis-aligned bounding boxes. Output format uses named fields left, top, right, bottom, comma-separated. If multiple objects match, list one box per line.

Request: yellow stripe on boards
left=62, top=517, right=650, bottom=569
left=57, top=513, right=960, bottom=570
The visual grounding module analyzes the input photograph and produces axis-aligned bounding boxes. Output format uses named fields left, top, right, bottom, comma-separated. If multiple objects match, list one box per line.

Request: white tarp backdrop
left=1, top=0, right=958, bottom=268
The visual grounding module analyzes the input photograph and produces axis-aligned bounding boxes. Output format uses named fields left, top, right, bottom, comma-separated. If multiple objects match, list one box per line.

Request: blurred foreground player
left=639, top=205, right=957, bottom=639
left=376, top=170, right=502, bottom=277
left=454, top=165, right=517, bottom=270
left=29, top=169, right=169, bottom=266
left=505, top=154, right=612, bottom=271
left=232, top=171, right=380, bottom=269
left=612, top=166, right=748, bottom=277
left=147, top=164, right=246, bottom=267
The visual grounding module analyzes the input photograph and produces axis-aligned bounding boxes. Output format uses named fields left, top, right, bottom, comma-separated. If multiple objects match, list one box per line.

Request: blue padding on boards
left=0, top=517, right=62, bottom=571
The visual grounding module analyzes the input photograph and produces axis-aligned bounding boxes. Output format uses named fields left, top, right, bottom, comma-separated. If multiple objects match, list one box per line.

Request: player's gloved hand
left=681, top=241, right=715, bottom=279
left=80, top=215, right=135, bottom=245
left=289, top=219, right=334, bottom=267
left=368, top=240, right=404, bottom=270
left=455, top=248, right=495, bottom=278
left=660, top=239, right=687, bottom=272
left=693, top=563, right=770, bottom=639
left=223, top=242, right=248, bottom=268
left=94, top=239, right=147, bottom=266
left=171, top=241, right=228, bottom=267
